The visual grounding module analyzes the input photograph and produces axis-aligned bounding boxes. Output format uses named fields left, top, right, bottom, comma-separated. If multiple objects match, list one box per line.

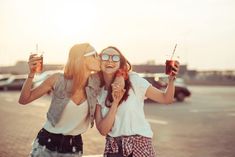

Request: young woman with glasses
left=19, top=43, right=101, bottom=157
left=95, top=46, right=180, bottom=157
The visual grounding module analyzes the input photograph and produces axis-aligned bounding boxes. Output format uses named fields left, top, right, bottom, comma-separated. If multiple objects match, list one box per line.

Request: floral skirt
left=30, top=128, right=83, bottom=157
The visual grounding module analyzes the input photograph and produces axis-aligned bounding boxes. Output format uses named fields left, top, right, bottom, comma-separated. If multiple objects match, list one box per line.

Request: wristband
left=28, top=74, right=34, bottom=79
left=168, top=75, right=176, bottom=81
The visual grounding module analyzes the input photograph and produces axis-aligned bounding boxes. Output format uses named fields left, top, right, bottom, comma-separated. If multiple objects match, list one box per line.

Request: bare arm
left=95, top=102, right=118, bottom=136
left=146, top=61, right=180, bottom=104
left=18, top=73, right=58, bottom=105
left=18, top=54, right=59, bottom=105
left=95, top=87, right=126, bottom=136
left=145, top=78, right=175, bottom=104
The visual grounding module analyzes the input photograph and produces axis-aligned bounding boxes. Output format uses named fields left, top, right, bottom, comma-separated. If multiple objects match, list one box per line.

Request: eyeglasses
left=101, top=54, right=120, bottom=62
left=84, top=50, right=98, bottom=58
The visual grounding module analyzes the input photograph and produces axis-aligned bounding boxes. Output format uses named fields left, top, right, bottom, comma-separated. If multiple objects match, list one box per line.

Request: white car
left=0, top=75, right=27, bottom=91
left=33, top=70, right=63, bottom=94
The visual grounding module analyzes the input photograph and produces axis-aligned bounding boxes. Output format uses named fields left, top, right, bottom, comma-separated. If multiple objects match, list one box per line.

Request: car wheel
left=3, top=86, right=8, bottom=91
left=176, top=92, right=185, bottom=102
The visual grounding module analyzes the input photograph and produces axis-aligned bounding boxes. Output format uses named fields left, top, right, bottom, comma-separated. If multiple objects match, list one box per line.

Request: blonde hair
left=64, top=43, right=94, bottom=95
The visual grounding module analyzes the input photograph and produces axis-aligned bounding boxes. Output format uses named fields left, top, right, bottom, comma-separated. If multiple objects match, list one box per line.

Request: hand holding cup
left=165, top=60, right=180, bottom=76
left=28, top=51, right=43, bottom=73
left=165, top=44, right=180, bottom=77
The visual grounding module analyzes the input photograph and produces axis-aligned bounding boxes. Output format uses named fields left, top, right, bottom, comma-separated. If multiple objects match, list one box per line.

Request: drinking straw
left=36, top=44, right=38, bottom=53
left=170, top=44, right=177, bottom=60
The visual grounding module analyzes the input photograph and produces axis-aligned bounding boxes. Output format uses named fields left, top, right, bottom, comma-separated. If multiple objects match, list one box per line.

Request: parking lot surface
left=0, top=86, right=235, bottom=157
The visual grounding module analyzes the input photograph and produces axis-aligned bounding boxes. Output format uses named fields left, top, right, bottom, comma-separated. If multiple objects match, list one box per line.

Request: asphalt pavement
left=0, top=86, right=235, bottom=157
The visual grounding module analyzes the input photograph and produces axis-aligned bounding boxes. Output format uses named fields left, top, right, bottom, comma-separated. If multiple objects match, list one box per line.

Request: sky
left=0, top=0, right=235, bottom=70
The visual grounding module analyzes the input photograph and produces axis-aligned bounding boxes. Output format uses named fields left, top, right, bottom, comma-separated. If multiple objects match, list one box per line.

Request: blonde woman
left=19, top=43, right=101, bottom=157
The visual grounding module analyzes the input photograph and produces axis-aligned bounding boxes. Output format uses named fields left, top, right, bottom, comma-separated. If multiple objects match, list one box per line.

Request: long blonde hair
left=64, top=43, right=94, bottom=95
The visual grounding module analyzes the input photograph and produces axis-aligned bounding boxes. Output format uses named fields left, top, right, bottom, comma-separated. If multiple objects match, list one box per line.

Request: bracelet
left=168, top=76, right=176, bottom=81
left=28, top=74, right=34, bottom=79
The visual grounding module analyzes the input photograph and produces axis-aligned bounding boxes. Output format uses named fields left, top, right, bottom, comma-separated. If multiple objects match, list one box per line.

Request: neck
left=75, top=70, right=91, bottom=90
left=84, top=70, right=91, bottom=81
left=103, top=73, right=115, bottom=89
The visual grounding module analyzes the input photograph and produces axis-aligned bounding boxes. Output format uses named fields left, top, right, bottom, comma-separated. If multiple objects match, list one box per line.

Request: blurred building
left=132, top=64, right=187, bottom=76
left=1, top=61, right=235, bottom=85
left=0, top=61, right=63, bottom=74
left=185, top=70, right=235, bottom=85
left=0, top=61, right=187, bottom=76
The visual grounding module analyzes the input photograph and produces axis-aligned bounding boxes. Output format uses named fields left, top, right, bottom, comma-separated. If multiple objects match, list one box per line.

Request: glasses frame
left=101, top=54, right=121, bottom=62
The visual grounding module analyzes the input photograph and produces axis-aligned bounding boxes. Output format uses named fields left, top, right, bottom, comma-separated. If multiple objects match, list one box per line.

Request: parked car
left=33, top=70, right=63, bottom=94
left=143, top=75, right=191, bottom=102
left=0, top=75, right=27, bottom=91
left=32, top=71, right=191, bottom=101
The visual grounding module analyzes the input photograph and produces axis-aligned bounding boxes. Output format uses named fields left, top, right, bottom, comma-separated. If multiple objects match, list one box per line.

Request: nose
left=108, top=56, right=113, bottom=62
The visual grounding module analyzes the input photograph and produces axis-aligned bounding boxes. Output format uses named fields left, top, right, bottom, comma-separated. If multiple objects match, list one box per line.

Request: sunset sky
left=0, top=0, right=235, bottom=70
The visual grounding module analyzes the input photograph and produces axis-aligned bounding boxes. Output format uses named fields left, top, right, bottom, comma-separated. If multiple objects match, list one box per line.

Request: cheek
left=91, top=58, right=100, bottom=66
left=95, top=59, right=100, bottom=66
left=116, top=62, right=121, bottom=69
left=101, top=62, right=106, bottom=70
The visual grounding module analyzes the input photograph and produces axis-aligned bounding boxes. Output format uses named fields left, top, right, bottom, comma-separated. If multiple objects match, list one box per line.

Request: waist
left=36, top=128, right=83, bottom=154
left=106, top=134, right=151, bottom=141
left=105, top=135, right=155, bottom=157
left=107, top=126, right=153, bottom=138
left=44, top=118, right=90, bottom=135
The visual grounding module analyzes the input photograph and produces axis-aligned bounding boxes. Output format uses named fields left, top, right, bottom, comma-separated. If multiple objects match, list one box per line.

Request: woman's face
left=100, top=48, right=121, bottom=74
left=85, top=51, right=101, bottom=72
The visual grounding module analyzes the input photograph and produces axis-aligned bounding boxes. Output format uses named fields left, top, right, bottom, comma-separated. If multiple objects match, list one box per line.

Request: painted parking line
left=3, top=93, right=16, bottom=102
left=190, top=109, right=235, bottom=113
left=31, top=102, right=47, bottom=107
left=4, top=98, right=15, bottom=102
left=147, top=118, right=168, bottom=125
left=83, top=155, right=102, bottom=157
left=227, top=113, right=235, bottom=116
left=190, top=109, right=199, bottom=113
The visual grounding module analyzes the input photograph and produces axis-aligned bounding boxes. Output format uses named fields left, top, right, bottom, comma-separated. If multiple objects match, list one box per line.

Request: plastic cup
left=165, top=60, right=176, bottom=76
left=165, top=44, right=178, bottom=76
left=31, top=51, right=43, bottom=73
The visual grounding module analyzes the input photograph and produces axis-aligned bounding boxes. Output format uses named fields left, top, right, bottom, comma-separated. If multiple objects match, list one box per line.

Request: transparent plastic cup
left=31, top=51, right=43, bottom=73
left=165, top=44, right=179, bottom=76
left=165, top=60, right=177, bottom=76
left=30, top=44, right=44, bottom=73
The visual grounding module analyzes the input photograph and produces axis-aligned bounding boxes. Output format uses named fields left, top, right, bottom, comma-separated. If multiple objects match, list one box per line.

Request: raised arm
left=145, top=76, right=175, bottom=104
left=145, top=61, right=180, bottom=104
left=95, top=102, right=118, bottom=136
left=18, top=73, right=58, bottom=105
left=18, top=54, right=58, bottom=105
left=95, top=83, right=125, bottom=136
